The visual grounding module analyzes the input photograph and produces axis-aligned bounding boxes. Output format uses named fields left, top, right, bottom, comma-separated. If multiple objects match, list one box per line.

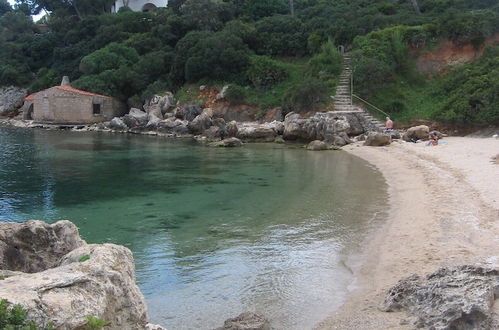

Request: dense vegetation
left=1, top=0, right=498, bottom=123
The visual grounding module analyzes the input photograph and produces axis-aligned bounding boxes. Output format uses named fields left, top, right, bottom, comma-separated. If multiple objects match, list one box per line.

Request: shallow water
left=0, top=126, right=387, bottom=329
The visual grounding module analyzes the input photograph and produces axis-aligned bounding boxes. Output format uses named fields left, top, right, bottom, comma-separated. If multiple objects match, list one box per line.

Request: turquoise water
left=0, top=126, right=387, bottom=329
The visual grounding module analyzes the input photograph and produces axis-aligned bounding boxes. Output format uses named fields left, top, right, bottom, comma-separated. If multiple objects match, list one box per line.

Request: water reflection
left=0, top=126, right=387, bottom=329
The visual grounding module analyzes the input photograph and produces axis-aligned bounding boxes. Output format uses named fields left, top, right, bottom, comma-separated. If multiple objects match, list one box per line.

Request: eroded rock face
left=364, top=132, right=391, bottom=146
left=0, top=220, right=85, bottom=273
left=175, top=103, right=202, bottom=122
left=216, top=312, right=270, bottom=330
left=381, top=265, right=499, bottom=330
left=402, top=125, right=430, bottom=142
left=144, top=93, right=176, bottom=119
left=0, top=86, right=27, bottom=117
left=0, top=220, right=149, bottom=330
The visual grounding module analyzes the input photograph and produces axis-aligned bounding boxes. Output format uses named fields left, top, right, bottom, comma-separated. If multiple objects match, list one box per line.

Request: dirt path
left=316, top=138, right=499, bottom=329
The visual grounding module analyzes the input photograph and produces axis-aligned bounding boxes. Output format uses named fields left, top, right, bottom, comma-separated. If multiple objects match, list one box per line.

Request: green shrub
left=225, top=84, right=247, bottom=104
left=308, top=40, right=343, bottom=77
left=85, top=315, right=108, bottom=330
left=282, top=78, right=328, bottom=113
left=79, top=255, right=90, bottom=262
left=247, top=55, right=288, bottom=89
left=0, top=299, right=54, bottom=329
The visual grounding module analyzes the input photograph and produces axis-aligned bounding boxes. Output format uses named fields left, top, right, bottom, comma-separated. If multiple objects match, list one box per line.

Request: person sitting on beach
left=385, top=117, right=393, bottom=133
left=428, top=132, right=439, bottom=146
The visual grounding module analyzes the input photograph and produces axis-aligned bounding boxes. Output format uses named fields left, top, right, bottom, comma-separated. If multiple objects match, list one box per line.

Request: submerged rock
left=0, top=220, right=149, bottom=329
left=216, top=312, right=270, bottom=330
left=381, top=265, right=499, bottom=330
left=209, top=137, right=243, bottom=147
left=307, top=140, right=329, bottom=151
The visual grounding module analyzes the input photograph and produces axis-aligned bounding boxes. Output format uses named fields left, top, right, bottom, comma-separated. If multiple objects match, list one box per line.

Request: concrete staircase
left=331, top=54, right=385, bottom=132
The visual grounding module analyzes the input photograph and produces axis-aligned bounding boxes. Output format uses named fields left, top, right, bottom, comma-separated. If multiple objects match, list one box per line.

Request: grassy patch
left=79, top=255, right=91, bottom=263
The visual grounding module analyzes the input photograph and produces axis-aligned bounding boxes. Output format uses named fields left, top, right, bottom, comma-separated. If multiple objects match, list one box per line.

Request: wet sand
left=316, top=137, right=499, bottom=329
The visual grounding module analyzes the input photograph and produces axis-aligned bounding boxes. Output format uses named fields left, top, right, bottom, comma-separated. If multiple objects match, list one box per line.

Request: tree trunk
left=289, top=0, right=294, bottom=16
left=410, top=0, right=421, bottom=15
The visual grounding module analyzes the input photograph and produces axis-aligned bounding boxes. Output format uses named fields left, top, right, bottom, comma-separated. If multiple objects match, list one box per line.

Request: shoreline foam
left=316, top=137, right=499, bottom=329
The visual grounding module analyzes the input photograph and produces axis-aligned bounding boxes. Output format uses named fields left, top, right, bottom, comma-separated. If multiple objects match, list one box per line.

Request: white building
left=112, top=0, right=168, bottom=13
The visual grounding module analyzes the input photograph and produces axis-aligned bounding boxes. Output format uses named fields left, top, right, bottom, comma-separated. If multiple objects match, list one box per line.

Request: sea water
left=0, top=126, right=387, bottom=329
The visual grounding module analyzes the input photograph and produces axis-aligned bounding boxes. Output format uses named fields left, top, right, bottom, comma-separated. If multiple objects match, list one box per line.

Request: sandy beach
left=317, top=136, right=499, bottom=329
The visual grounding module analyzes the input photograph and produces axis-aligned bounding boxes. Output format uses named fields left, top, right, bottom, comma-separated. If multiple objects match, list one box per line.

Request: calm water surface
left=0, top=126, right=387, bottom=329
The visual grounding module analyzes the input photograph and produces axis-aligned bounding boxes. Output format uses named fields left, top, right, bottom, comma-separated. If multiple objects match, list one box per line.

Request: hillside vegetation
left=1, top=0, right=498, bottom=124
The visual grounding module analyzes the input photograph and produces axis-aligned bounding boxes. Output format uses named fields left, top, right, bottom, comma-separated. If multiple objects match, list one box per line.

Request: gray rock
left=109, top=117, right=128, bottom=131
left=0, top=220, right=85, bottom=273
left=0, top=220, right=148, bottom=329
left=188, top=108, right=213, bottom=135
left=146, top=114, right=162, bottom=130
left=123, top=108, right=148, bottom=128
left=364, top=132, right=391, bottom=146
left=175, top=103, right=202, bottom=121
left=307, top=140, right=329, bottom=151
left=209, top=137, right=243, bottom=148
left=402, top=125, right=430, bottom=142
left=216, top=312, right=270, bottom=330
left=144, top=93, right=176, bottom=119
left=204, top=126, right=224, bottom=140
left=216, top=85, right=229, bottom=100
left=226, top=121, right=239, bottom=137
left=145, top=323, right=167, bottom=330
left=157, top=118, right=190, bottom=135
left=283, top=112, right=351, bottom=142
left=381, top=265, right=499, bottom=330
left=333, top=136, right=347, bottom=147
left=0, top=86, right=27, bottom=117
left=236, top=123, right=277, bottom=142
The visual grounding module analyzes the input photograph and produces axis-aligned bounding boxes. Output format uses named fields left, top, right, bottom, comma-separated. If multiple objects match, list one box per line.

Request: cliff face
left=0, top=220, right=149, bottom=329
left=415, top=32, right=499, bottom=73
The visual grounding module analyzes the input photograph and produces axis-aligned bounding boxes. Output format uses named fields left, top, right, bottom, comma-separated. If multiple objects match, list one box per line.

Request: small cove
left=0, top=126, right=387, bottom=329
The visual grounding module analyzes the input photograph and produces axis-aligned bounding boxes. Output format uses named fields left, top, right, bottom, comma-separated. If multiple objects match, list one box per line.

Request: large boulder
left=175, top=103, right=202, bottom=121
left=226, top=120, right=239, bottom=137
left=307, top=140, right=329, bottom=151
left=381, top=266, right=499, bottom=330
left=188, top=108, right=213, bottom=135
left=108, top=117, right=128, bottom=131
left=145, top=114, right=162, bottom=130
left=0, top=86, right=27, bottom=117
left=123, top=108, right=148, bottom=128
left=157, top=118, right=190, bottom=135
left=236, top=122, right=277, bottom=142
left=364, top=132, right=391, bottom=146
left=0, top=220, right=148, bottom=329
left=144, top=93, right=176, bottom=119
left=283, top=112, right=351, bottom=142
left=216, top=312, right=270, bottom=330
left=402, top=125, right=430, bottom=142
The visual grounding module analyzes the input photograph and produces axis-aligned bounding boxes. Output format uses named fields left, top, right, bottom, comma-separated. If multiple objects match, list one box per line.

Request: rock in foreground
left=381, top=265, right=499, bottom=330
left=364, top=132, right=391, bottom=146
left=216, top=312, right=270, bottom=330
left=0, top=220, right=148, bottom=329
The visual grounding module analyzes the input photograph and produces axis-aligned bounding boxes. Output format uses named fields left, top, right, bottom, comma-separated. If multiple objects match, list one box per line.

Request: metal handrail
left=352, top=94, right=390, bottom=117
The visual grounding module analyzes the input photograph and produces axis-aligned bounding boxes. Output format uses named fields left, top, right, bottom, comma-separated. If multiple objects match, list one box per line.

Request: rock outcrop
left=144, top=93, right=175, bottom=119
left=216, top=312, right=270, bottom=330
left=0, top=86, right=27, bottom=117
left=0, top=220, right=149, bottom=330
left=283, top=112, right=351, bottom=142
left=108, top=117, right=128, bottom=131
left=364, top=132, right=391, bottom=146
left=402, top=125, right=430, bottom=142
left=381, top=265, right=499, bottom=330
left=236, top=122, right=278, bottom=142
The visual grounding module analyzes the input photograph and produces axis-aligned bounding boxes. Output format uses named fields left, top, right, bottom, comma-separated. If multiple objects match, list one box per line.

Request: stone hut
left=112, top=0, right=167, bottom=12
left=24, top=77, right=126, bottom=124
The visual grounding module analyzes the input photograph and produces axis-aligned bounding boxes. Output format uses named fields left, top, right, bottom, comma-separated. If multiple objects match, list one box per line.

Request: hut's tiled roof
left=25, top=86, right=111, bottom=101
